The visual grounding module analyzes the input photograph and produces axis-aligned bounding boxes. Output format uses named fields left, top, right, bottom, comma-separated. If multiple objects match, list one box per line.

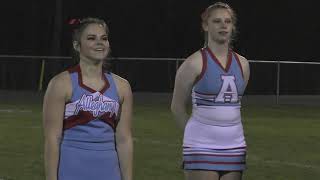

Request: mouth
left=94, top=48, right=105, bottom=52
left=218, top=31, right=229, bottom=36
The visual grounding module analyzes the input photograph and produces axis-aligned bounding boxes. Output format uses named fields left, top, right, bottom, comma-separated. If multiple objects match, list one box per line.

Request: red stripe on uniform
left=184, top=153, right=245, bottom=157
left=206, top=48, right=233, bottom=73
left=184, top=161, right=245, bottom=165
left=63, top=110, right=116, bottom=130
left=183, top=146, right=246, bottom=150
left=68, top=64, right=110, bottom=94
left=100, top=112, right=117, bottom=130
left=194, top=48, right=208, bottom=84
left=233, top=52, right=244, bottom=79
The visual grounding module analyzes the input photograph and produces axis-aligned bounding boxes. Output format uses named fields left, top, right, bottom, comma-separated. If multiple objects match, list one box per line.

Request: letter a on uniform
left=215, top=75, right=238, bottom=103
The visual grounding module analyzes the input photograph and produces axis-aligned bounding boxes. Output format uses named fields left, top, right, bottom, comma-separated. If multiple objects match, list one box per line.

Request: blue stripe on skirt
left=183, top=147, right=246, bottom=171
left=58, top=144, right=121, bottom=180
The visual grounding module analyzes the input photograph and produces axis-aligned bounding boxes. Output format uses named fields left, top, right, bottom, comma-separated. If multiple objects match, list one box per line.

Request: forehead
left=208, top=8, right=232, bottom=19
left=82, top=23, right=107, bottom=36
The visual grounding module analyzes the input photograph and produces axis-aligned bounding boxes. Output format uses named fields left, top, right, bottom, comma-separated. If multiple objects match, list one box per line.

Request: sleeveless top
left=191, top=47, right=245, bottom=126
left=62, top=65, right=120, bottom=150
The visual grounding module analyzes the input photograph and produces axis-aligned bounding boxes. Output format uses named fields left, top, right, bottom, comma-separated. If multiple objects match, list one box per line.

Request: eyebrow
left=212, top=17, right=231, bottom=19
left=86, top=34, right=108, bottom=37
left=211, top=17, right=232, bottom=21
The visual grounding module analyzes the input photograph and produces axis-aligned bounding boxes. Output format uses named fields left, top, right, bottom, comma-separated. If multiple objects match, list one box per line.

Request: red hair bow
left=68, top=18, right=81, bottom=25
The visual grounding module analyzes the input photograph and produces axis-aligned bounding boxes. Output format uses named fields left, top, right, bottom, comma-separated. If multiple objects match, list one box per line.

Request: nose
left=96, top=39, right=107, bottom=45
left=220, top=23, right=227, bottom=29
left=220, top=21, right=228, bottom=29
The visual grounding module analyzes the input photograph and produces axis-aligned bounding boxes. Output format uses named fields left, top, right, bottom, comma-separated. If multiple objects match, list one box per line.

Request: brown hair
left=71, top=17, right=111, bottom=71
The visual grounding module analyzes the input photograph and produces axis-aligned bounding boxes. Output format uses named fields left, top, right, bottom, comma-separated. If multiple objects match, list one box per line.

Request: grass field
left=0, top=92, right=319, bottom=180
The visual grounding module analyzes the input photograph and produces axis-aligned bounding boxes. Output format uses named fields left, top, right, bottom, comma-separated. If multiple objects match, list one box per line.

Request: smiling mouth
left=94, top=48, right=105, bottom=52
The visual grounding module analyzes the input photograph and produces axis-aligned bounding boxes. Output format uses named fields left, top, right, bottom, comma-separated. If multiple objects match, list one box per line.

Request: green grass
left=0, top=96, right=320, bottom=179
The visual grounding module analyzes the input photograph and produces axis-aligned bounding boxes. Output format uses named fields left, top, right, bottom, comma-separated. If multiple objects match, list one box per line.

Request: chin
left=211, top=36, right=229, bottom=45
left=215, top=39, right=228, bottom=44
left=92, top=54, right=108, bottom=60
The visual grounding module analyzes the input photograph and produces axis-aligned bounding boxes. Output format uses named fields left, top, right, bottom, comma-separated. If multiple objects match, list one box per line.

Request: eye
left=225, top=19, right=232, bottom=24
left=212, top=19, right=221, bottom=23
left=102, top=36, right=108, bottom=41
left=87, top=36, right=95, bottom=40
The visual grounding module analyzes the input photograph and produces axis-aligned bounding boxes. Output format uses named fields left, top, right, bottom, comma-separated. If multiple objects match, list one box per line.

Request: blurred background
left=1, top=0, right=320, bottom=94
left=1, top=1, right=320, bottom=180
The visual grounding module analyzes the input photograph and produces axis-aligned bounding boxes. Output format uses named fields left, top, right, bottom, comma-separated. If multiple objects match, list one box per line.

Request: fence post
left=175, top=59, right=179, bottom=71
left=38, top=59, right=45, bottom=92
left=276, top=60, right=280, bottom=104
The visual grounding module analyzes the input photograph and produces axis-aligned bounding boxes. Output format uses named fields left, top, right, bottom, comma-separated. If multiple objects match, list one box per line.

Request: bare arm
left=237, top=54, right=250, bottom=87
left=43, top=73, right=71, bottom=180
left=171, top=52, right=202, bottom=130
left=114, top=74, right=133, bottom=180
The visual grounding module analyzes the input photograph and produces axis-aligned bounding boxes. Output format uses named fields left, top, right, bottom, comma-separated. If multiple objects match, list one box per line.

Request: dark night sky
left=1, top=0, right=320, bottom=61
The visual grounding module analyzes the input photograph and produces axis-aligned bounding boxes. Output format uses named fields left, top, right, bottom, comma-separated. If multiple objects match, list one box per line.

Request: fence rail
left=2, top=55, right=320, bottom=64
left=1, top=55, right=320, bottom=104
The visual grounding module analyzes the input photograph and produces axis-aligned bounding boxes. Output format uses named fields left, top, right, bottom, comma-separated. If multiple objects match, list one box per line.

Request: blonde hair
left=201, top=2, right=237, bottom=47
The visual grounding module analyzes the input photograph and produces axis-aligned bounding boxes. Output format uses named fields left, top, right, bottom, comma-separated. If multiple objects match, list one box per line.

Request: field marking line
left=0, top=109, right=32, bottom=113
